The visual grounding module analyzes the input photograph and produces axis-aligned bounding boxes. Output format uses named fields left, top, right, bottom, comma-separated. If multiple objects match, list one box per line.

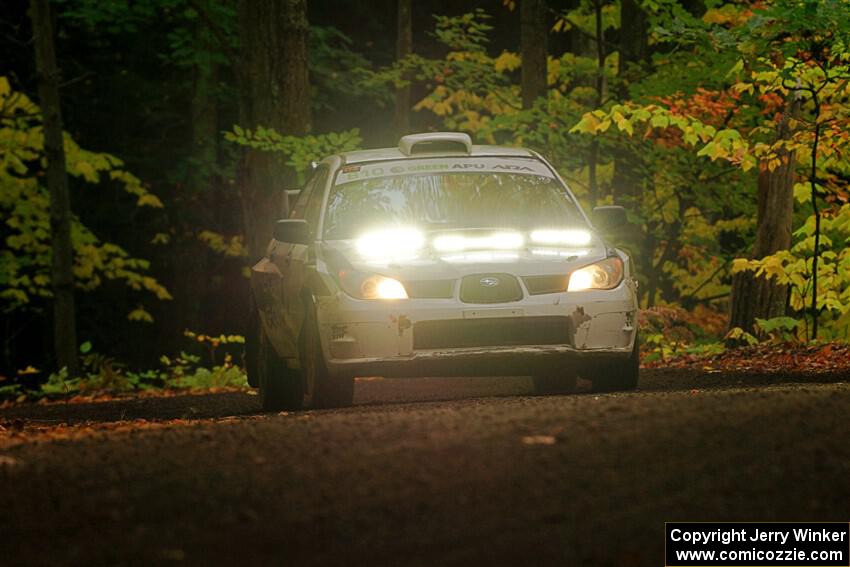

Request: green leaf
left=793, top=183, right=812, bottom=204
left=649, top=113, right=669, bottom=128
left=754, top=317, right=800, bottom=334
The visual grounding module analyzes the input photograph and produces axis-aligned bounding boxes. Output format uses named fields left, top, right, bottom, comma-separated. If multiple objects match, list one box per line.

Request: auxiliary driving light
left=356, top=227, right=424, bottom=261
left=432, top=232, right=524, bottom=252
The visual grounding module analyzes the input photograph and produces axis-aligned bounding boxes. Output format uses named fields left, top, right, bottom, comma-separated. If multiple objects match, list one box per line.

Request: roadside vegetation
left=2, top=0, right=849, bottom=402
left=0, top=332, right=247, bottom=405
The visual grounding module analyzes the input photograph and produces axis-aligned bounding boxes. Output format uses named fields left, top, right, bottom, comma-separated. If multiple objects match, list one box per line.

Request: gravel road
left=2, top=369, right=850, bottom=566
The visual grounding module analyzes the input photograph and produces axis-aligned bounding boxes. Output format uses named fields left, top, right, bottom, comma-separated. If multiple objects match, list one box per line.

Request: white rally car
left=247, top=132, right=639, bottom=410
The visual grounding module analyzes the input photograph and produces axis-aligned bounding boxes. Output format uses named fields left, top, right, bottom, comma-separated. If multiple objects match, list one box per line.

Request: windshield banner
left=336, top=157, right=556, bottom=185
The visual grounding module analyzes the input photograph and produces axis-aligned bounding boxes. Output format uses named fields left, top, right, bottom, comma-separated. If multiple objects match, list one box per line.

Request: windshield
left=323, top=162, right=586, bottom=240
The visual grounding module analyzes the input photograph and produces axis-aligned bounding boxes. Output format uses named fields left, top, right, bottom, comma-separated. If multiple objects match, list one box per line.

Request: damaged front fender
left=250, top=247, right=309, bottom=359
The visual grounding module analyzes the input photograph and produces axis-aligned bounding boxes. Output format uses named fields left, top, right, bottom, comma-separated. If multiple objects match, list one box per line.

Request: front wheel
left=300, top=306, right=354, bottom=409
left=245, top=306, right=260, bottom=388
left=257, top=325, right=304, bottom=411
left=588, top=337, right=640, bottom=393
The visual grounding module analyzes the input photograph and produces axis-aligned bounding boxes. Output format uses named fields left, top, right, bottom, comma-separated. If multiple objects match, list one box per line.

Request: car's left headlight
left=362, top=275, right=408, bottom=299
left=567, top=257, right=624, bottom=291
left=338, top=271, right=408, bottom=300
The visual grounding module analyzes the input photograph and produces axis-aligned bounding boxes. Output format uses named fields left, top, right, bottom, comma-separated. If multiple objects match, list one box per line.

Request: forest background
left=2, top=0, right=849, bottom=397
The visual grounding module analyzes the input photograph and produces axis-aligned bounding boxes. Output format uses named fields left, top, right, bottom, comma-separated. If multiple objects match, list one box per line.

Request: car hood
left=320, top=237, right=610, bottom=280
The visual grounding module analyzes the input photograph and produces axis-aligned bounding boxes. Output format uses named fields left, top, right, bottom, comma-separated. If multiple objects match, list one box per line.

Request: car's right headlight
left=338, top=271, right=408, bottom=300
left=567, top=257, right=624, bottom=291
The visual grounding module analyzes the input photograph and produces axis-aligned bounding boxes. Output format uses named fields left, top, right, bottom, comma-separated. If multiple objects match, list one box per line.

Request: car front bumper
left=316, top=281, right=638, bottom=378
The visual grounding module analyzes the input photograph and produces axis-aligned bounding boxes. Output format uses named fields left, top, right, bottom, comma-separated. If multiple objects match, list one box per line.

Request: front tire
left=257, top=326, right=304, bottom=411
left=245, top=306, right=260, bottom=388
left=300, top=305, right=354, bottom=409
left=588, top=336, right=640, bottom=393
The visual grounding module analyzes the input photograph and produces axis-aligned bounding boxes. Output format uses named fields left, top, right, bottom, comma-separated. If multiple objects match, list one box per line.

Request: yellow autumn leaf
left=761, top=256, right=785, bottom=279
left=137, top=193, right=164, bottom=208
left=731, top=258, right=753, bottom=273
left=128, top=307, right=154, bottom=323
left=493, top=51, right=521, bottom=73
left=74, top=160, right=99, bottom=182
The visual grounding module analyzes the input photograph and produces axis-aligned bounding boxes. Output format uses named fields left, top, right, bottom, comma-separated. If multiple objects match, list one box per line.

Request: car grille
left=404, top=279, right=455, bottom=299
left=522, top=274, right=569, bottom=295
left=413, top=317, right=574, bottom=350
left=459, top=273, right=523, bottom=304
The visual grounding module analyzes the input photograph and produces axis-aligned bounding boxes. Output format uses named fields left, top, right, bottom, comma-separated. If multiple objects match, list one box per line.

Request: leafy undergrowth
left=638, top=305, right=850, bottom=374
left=639, top=304, right=728, bottom=365
left=0, top=332, right=248, bottom=407
left=641, top=342, right=850, bottom=374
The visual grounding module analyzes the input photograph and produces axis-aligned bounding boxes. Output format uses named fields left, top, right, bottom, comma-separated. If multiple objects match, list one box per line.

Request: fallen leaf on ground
left=2, top=386, right=252, bottom=409
left=0, top=455, right=21, bottom=467
left=642, top=342, right=850, bottom=374
left=0, top=415, right=262, bottom=449
left=522, top=435, right=556, bottom=445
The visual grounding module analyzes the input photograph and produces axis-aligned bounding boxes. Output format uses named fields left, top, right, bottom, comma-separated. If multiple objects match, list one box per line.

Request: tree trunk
left=728, top=102, right=797, bottom=335
left=30, top=0, right=79, bottom=376
left=809, top=105, right=821, bottom=341
left=617, top=0, right=647, bottom=85
left=521, top=0, right=548, bottom=109
left=611, top=0, right=647, bottom=202
left=190, top=6, right=218, bottom=197
left=238, top=0, right=311, bottom=260
left=394, top=0, right=412, bottom=137
left=585, top=0, right=606, bottom=207
left=177, top=0, right=220, bottom=335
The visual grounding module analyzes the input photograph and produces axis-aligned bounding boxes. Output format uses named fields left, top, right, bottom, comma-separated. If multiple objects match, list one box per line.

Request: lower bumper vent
left=413, top=316, right=574, bottom=350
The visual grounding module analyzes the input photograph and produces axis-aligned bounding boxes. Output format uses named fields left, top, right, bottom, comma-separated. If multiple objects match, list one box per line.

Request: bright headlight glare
left=440, top=251, right=519, bottom=263
left=369, top=277, right=408, bottom=299
left=432, top=235, right=466, bottom=252
left=530, top=229, right=592, bottom=246
left=339, top=271, right=408, bottom=300
left=342, top=275, right=407, bottom=299
left=567, top=257, right=624, bottom=291
left=356, top=227, right=424, bottom=260
left=432, top=232, right=524, bottom=251
left=490, top=232, right=525, bottom=249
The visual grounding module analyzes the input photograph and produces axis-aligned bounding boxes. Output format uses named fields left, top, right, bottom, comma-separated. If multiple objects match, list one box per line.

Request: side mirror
left=273, top=219, right=311, bottom=245
left=592, top=205, right=628, bottom=233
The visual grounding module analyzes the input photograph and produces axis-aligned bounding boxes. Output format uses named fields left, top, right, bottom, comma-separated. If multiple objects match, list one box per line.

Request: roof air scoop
left=398, top=132, right=472, bottom=156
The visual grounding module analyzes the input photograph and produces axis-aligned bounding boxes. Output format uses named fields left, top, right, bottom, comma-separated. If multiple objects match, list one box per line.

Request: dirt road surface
left=2, top=369, right=849, bottom=566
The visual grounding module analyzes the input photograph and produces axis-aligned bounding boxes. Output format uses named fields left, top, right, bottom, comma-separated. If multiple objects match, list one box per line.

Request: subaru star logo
left=479, top=277, right=500, bottom=287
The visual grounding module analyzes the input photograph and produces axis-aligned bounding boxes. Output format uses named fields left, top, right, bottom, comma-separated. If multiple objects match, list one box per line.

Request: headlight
left=567, top=257, right=624, bottom=291
left=338, top=271, right=408, bottom=299
left=363, top=276, right=408, bottom=299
